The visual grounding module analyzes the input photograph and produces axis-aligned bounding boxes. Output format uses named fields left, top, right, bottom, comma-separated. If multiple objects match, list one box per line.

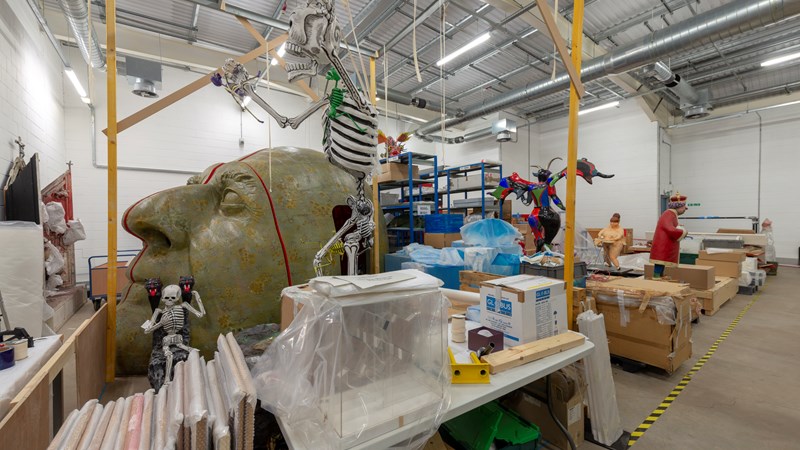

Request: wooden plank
left=458, top=271, right=503, bottom=292
left=481, top=331, right=585, bottom=374
left=0, top=375, right=51, bottom=450
left=104, top=34, right=288, bottom=135
left=236, top=16, right=266, bottom=45
left=76, top=304, right=109, bottom=404
left=536, top=0, right=585, bottom=98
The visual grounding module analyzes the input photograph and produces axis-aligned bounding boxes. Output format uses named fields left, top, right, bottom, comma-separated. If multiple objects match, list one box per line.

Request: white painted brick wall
left=0, top=1, right=67, bottom=219
left=668, top=105, right=800, bottom=260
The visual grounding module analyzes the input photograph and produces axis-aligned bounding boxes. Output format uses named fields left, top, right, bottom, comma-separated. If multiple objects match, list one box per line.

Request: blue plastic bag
left=460, top=219, right=522, bottom=247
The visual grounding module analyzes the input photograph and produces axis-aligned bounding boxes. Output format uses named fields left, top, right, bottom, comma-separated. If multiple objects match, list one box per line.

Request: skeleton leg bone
left=163, top=346, right=174, bottom=385
left=314, top=213, right=358, bottom=277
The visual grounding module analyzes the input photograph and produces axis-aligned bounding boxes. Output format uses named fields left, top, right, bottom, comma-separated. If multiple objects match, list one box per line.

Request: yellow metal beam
left=564, top=0, right=585, bottom=330
left=105, top=0, right=117, bottom=382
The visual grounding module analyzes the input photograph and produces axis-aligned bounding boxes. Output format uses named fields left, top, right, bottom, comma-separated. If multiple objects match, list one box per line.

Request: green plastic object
left=679, top=253, right=698, bottom=265
left=441, top=401, right=540, bottom=450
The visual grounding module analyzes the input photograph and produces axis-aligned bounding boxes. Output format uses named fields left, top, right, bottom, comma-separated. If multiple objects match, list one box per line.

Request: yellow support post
left=369, top=57, right=380, bottom=274
left=564, top=0, right=585, bottom=330
left=105, top=0, right=118, bottom=382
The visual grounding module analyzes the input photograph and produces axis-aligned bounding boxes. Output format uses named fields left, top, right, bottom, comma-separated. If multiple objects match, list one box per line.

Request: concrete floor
left=580, top=267, right=800, bottom=449
left=57, top=268, right=800, bottom=448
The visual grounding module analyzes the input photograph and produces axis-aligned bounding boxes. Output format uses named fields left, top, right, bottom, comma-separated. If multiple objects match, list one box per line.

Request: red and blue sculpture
left=493, top=157, right=614, bottom=252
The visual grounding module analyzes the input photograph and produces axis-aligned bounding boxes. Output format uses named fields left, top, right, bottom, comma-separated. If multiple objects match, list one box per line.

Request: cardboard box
left=502, top=368, right=585, bottom=450
left=377, top=162, right=419, bottom=183
left=695, top=258, right=742, bottom=278
left=280, top=284, right=312, bottom=330
left=644, top=263, right=715, bottom=290
left=424, top=232, right=461, bottom=249
left=513, top=223, right=537, bottom=254
left=717, top=228, right=755, bottom=234
left=698, top=249, right=747, bottom=262
left=454, top=172, right=502, bottom=190
left=480, top=275, right=567, bottom=347
left=586, top=278, right=693, bottom=373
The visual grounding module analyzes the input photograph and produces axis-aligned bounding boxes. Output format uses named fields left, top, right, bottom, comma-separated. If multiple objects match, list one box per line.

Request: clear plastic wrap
left=763, top=220, right=776, bottom=262
left=460, top=218, right=521, bottom=247
left=252, top=273, right=450, bottom=450
left=615, top=253, right=652, bottom=271
left=593, top=293, right=678, bottom=325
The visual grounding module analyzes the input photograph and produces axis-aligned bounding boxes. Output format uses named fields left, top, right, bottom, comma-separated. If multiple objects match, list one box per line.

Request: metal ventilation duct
left=414, top=0, right=800, bottom=139
left=644, top=62, right=711, bottom=119
left=57, top=0, right=105, bottom=70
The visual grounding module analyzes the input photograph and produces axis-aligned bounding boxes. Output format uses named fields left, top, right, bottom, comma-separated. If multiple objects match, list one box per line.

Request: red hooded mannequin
left=650, top=193, right=688, bottom=266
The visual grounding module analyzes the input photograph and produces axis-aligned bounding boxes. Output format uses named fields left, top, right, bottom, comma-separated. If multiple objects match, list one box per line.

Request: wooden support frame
left=564, top=0, right=585, bottom=329
left=535, top=0, right=585, bottom=98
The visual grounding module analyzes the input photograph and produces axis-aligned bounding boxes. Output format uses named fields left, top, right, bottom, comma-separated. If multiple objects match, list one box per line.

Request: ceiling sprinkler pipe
left=57, top=0, right=106, bottom=70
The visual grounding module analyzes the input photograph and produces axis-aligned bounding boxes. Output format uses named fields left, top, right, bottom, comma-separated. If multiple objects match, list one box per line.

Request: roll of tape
left=0, top=346, right=15, bottom=370
left=8, top=340, right=28, bottom=360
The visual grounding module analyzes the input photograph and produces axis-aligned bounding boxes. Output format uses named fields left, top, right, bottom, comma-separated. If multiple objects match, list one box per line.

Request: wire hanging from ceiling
left=412, top=0, right=422, bottom=82
left=439, top=0, right=447, bottom=166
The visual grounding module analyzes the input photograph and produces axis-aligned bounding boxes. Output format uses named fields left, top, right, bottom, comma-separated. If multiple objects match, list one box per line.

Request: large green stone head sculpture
left=117, top=147, right=380, bottom=375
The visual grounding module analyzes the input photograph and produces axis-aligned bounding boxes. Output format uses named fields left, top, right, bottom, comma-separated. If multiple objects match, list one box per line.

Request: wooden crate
left=458, top=270, right=503, bottom=293
left=692, top=276, right=738, bottom=316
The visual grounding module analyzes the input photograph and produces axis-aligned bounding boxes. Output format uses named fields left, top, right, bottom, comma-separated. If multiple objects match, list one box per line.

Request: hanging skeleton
left=213, top=0, right=378, bottom=276
left=142, top=281, right=205, bottom=385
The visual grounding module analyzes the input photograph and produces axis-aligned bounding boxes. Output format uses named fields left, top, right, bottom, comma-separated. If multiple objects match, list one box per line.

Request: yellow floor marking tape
left=627, top=289, right=762, bottom=447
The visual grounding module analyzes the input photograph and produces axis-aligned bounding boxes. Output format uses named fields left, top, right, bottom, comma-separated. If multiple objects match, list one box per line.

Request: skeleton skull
left=285, top=0, right=340, bottom=82
left=161, top=285, right=181, bottom=307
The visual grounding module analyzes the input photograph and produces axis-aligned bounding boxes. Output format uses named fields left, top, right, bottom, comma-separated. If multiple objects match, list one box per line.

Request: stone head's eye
left=223, top=190, right=243, bottom=204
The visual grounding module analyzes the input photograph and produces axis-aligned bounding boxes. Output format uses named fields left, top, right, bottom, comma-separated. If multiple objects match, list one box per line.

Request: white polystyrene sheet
left=99, top=399, right=125, bottom=450
left=152, top=388, right=168, bottom=450
left=77, top=403, right=104, bottom=450
left=166, top=362, right=185, bottom=449
left=0, top=335, right=61, bottom=421
left=578, top=310, right=623, bottom=445
left=205, top=360, right=232, bottom=450
left=0, top=222, right=45, bottom=336
left=113, top=396, right=134, bottom=450
left=87, top=400, right=116, bottom=450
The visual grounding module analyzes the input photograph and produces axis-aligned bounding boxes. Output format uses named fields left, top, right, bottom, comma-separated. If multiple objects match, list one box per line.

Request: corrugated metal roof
left=40, top=0, right=800, bottom=119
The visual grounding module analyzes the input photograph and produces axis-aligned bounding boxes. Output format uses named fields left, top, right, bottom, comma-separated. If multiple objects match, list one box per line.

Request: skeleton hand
left=182, top=292, right=205, bottom=319
left=142, top=308, right=163, bottom=333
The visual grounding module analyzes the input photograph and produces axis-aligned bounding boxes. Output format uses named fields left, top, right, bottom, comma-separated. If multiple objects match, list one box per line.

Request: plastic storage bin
left=424, top=214, right=465, bottom=233
left=521, top=261, right=588, bottom=280
left=441, top=401, right=540, bottom=450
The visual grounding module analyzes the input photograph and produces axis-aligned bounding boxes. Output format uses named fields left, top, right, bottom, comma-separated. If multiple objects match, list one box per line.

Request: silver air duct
left=414, top=0, right=800, bottom=139
left=57, top=0, right=106, bottom=70
left=644, top=62, right=712, bottom=119
left=124, top=56, right=162, bottom=98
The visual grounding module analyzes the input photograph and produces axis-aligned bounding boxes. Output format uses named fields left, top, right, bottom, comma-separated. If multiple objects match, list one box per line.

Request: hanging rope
left=343, top=0, right=370, bottom=89
left=439, top=0, right=447, bottom=166
left=266, top=41, right=273, bottom=192
left=412, top=0, right=422, bottom=82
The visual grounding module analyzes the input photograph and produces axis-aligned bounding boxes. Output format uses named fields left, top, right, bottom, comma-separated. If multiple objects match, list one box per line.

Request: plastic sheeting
left=0, top=221, right=45, bottom=336
left=45, top=202, right=67, bottom=234
left=593, top=293, right=678, bottom=326
left=577, top=310, right=623, bottom=446
left=252, top=271, right=450, bottom=449
left=460, top=218, right=521, bottom=247
left=63, top=220, right=87, bottom=246
left=763, top=221, right=776, bottom=262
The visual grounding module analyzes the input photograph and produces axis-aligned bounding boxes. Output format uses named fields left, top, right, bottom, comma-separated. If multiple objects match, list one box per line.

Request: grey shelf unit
left=443, top=161, right=503, bottom=219
left=377, top=152, right=439, bottom=247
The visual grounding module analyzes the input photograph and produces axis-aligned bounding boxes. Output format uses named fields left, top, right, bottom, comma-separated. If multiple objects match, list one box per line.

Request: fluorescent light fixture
left=64, top=68, right=87, bottom=98
left=271, top=43, right=286, bottom=66
left=436, top=32, right=491, bottom=67
left=578, top=101, right=620, bottom=116
left=761, top=51, right=800, bottom=67
left=81, top=97, right=91, bottom=104
left=241, top=96, right=252, bottom=108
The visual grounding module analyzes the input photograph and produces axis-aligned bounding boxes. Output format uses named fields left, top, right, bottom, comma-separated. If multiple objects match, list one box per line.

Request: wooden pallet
left=458, top=270, right=503, bottom=293
left=693, top=276, right=738, bottom=316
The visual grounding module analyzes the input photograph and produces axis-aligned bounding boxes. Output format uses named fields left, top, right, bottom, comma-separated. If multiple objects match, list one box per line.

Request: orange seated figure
left=595, top=213, right=625, bottom=269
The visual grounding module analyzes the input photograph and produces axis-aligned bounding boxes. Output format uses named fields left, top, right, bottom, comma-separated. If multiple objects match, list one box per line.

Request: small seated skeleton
left=142, top=279, right=205, bottom=385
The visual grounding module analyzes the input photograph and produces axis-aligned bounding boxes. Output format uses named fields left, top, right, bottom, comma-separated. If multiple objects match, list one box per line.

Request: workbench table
left=0, top=335, right=62, bottom=421
left=279, top=321, right=594, bottom=449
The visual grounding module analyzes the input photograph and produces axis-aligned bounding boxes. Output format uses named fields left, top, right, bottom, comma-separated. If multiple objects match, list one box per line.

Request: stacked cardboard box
left=643, top=263, right=715, bottom=290
left=377, top=162, right=419, bottom=183
left=696, top=249, right=746, bottom=277
left=424, top=232, right=461, bottom=249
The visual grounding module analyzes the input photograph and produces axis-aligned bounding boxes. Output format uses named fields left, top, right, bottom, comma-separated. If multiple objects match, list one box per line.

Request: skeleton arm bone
left=143, top=308, right=164, bottom=334
left=241, top=83, right=329, bottom=129
left=182, top=292, right=205, bottom=318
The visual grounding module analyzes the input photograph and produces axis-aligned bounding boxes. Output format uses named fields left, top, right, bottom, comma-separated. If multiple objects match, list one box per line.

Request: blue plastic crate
left=424, top=214, right=464, bottom=233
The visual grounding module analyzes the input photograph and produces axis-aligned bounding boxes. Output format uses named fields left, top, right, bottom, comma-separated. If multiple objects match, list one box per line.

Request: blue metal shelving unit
left=444, top=161, right=503, bottom=219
